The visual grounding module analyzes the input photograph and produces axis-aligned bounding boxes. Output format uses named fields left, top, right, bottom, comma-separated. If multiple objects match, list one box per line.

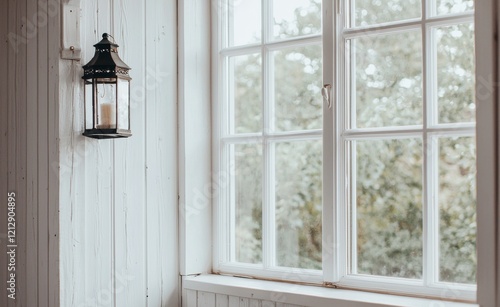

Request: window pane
left=273, top=0, right=321, bottom=40
left=355, top=138, right=423, bottom=278
left=96, top=82, right=117, bottom=129
left=230, top=54, right=262, bottom=134
left=117, top=78, right=129, bottom=130
left=275, top=140, right=322, bottom=269
left=84, top=82, right=93, bottom=129
left=352, top=31, right=423, bottom=128
left=227, top=0, right=261, bottom=46
left=233, top=143, right=263, bottom=264
left=436, top=0, right=474, bottom=15
left=439, top=137, right=476, bottom=284
left=436, top=23, right=475, bottom=124
left=274, top=45, right=322, bottom=132
left=352, top=0, right=421, bottom=27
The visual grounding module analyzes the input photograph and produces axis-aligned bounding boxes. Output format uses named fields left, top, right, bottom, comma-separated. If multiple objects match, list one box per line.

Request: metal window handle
left=322, top=84, right=332, bottom=109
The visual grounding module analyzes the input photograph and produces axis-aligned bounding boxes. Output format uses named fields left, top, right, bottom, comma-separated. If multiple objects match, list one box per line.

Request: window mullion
left=262, top=53, right=277, bottom=269
left=340, top=1, right=351, bottom=282
left=262, top=0, right=276, bottom=269
left=423, top=0, right=440, bottom=286
left=425, top=136, right=440, bottom=285
left=322, top=0, right=336, bottom=283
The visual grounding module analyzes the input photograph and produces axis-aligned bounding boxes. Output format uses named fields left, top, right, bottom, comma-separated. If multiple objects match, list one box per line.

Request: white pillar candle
left=98, top=102, right=116, bottom=129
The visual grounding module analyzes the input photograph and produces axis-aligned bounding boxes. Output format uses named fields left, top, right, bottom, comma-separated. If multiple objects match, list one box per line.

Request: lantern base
left=83, top=128, right=132, bottom=139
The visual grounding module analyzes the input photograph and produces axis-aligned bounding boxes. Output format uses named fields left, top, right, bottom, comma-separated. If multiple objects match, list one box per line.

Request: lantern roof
left=82, top=33, right=131, bottom=80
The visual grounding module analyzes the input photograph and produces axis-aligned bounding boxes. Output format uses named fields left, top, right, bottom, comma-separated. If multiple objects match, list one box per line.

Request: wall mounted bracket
left=61, top=0, right=81, bottom=60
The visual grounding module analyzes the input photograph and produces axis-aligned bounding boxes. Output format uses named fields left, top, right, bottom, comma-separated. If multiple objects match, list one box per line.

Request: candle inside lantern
left=98, top=102, right=116, bottom=129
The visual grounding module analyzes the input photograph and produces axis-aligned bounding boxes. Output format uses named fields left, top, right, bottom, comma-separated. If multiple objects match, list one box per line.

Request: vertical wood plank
left=57, top=18, right=86, bottom=304
left=81, top=1, right=98, bottom=307
left=59, top=52, right=87, bottom=307
left=261, top=301, right=275, bottom=307
left=6, top=3, right=16, bottom=307
left=113, top=0, right=147, bottom=306
left=215, top=294, right=229, bottom=307
left=198, top=291, right=216, bottom=307
left=36, top=0, right=49, bottom=305
left=47, top=0, right=60, bottom=305
left=186, top=289, right=198, bottom=307
left=4, top=0, right=15, bottom=307
left=239, top=297, right=250, bottom=307
left=0, top=0, right=9, bottom=305
left=82, top=1, right=114, bottom=307
left=25, top=0, right=39, bottom=306
left=143, top=0, right=178, bottom=305
left=249, top=299, right=262, bottom=307
left=15, top=0, right=28, bottom=305
left=228, top=296, right=240, bottom=306
left=178, top=0, right=213, bottom=276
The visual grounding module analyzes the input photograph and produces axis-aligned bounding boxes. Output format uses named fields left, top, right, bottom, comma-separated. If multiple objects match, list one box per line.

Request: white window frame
left=213, top=0, right=324, bottom=283
left=329, top=0, right=477, bottom=300
left=178, top=0, right=500, bottom=305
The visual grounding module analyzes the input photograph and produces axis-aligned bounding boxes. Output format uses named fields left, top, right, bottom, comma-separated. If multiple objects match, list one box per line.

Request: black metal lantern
left=82, top=33, right=132, bottom=139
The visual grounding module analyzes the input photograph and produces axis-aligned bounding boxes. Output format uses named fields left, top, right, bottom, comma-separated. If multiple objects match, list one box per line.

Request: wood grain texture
left=37, top=0, right=50, bottom=305
left=56, top=1, right=179, bottom=306
left=198, top=291, right=216, bottom=307
left=183, top=290, right=308, bottom=307
left=15, top=0, right=28, bottom=305
left=0, top=0, right=61, bottom=306
left=144, top=0, right=179, bottom=305
left=47, top=1, right=60, bottom=306
left=0, top=0, right=9, bottom=306
left=178, top=0, right=213, bottom=277
left=25, top=0, right=38, bottom=305
left=216, top=294, right=229, bottom=307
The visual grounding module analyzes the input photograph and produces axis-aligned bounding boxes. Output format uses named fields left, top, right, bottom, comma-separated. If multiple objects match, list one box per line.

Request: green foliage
left=230, top=0, right=476, bottom=284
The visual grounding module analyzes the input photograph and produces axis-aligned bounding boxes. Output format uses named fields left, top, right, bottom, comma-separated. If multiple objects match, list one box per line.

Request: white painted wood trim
left=178, top=0, right=213, bottom=276
left=183, top=275, right=478, bottom=307
left=475, top=0, right=498, bottom=306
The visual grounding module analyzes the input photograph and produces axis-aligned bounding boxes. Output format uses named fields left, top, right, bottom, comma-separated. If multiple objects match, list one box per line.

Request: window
left=213, top=0, right=476, bottom=301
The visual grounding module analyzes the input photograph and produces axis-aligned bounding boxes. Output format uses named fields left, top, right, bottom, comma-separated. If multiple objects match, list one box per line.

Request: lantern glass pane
left=84, top=82, right=94, bottom=129
left=96, top=80, right=117, bottom=129
left=117, top=78, right=130, bottom=130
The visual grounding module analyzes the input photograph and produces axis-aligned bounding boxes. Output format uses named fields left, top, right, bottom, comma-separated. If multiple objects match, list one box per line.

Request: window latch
left=322, top=84, right=332, bottom=109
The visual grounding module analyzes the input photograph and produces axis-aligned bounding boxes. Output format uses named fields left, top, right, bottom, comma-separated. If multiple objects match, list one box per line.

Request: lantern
left=82, top=33, right=132, bottom=139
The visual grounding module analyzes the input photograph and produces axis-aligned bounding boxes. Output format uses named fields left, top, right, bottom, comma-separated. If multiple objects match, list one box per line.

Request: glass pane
left=233, top=143, right=263, bottom=264
left=84, top=82, right=94, bottom=129
left=273, top=0, right=321, bottom=40
left=96, top=81, right=117, bottom=129
left=227, top=0, right=261, bottom=46
left=230, top=54, right=262, bottom=134
left=352, top=31, right=423, bottom=128
left=117, top=78, right=130, bottom=130
left=275, top=140, right=322, bottom=269
left=439, top=137, right=476, bottom=284
left=355, top=138, right=423, bottom=278
left=437, top=23, right=475, bottom=124
left=352, top=0, right=421, bottom=27
left=436, top=0, right=474, bottom=15
left=274, top=45, right=322, bottom=132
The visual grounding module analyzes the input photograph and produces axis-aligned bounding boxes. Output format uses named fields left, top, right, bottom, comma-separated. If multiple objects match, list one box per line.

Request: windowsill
left=183, top=274, right=478, bottom=307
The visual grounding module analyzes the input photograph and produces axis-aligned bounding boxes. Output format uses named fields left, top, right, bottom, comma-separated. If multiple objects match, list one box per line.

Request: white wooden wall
left=59, top=0, right=179, bottom=306
left=0, top=0, right=60, bottom=306
left=183, top=290, right=304, bottom=307
left=0, top=0, right=178, bottom=306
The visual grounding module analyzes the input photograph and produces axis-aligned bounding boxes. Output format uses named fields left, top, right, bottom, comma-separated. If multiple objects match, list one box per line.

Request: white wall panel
left=0, top=0, right=61, bottom=306
left=58, top=0, right=179, bottom=306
